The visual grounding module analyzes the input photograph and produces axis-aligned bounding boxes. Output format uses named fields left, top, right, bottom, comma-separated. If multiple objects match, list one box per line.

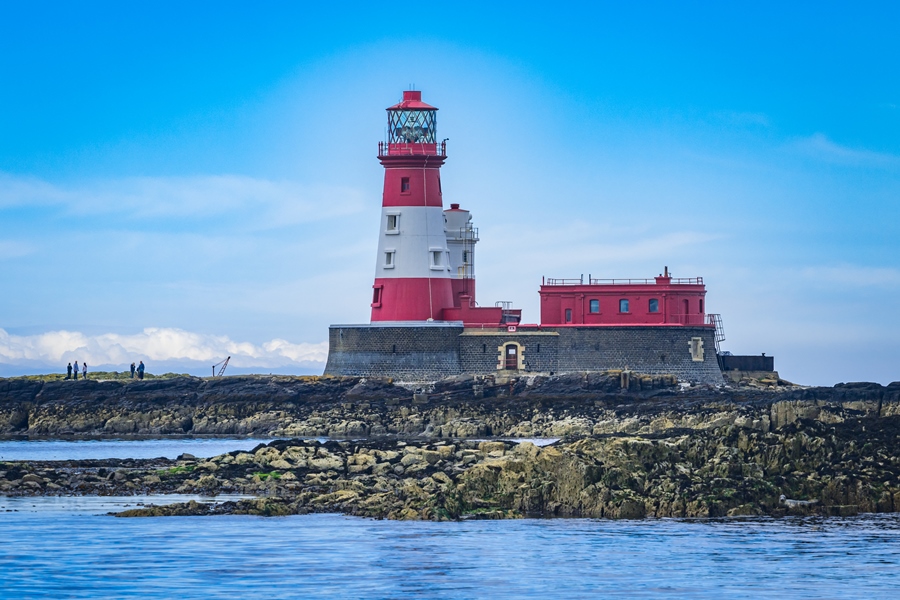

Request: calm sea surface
left=2, top=440, right=900, bottom=598
left=1, top=503, right=898, bottom=599
left=0, top=437, right=557, bottom=461
left=0, top=438, right=276, bottom=460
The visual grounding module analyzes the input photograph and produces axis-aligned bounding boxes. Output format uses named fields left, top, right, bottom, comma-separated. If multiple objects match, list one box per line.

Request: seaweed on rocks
left=3, top=374, right=900, bottom=520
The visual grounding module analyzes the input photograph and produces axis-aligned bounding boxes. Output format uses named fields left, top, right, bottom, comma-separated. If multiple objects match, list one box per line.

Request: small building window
left=589, top=299, right=600, bottom=313
left=649, top=298, right=659, bottom=313
left=619, top=299, right=630, bottom=313
left=386, top=214, right=399, bottom=233
left=372, top=286, right=383, bottom=305
left=565, top=308, right=573, bottom=323
left=384, top=251, right=395, bottom=268
left=699, top=299, right=704, bottom=314
left=536, top=343, right=541, bottom=353
left=482, top=344, right=487, bottom=353
left=401, top=177, right=410, bottom=193
left=430, top=250, right=442, bottom=269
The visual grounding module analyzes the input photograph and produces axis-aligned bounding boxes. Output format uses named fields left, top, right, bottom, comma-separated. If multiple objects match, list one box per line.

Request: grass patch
left=254, top=471, right=282, bottom=481
left=5, top=371, right=190, bottom=382
left=157, top=465, right=195, bottom=476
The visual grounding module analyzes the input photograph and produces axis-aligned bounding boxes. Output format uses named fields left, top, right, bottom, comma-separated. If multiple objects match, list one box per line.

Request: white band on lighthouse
left=374, top=206, right=451, bottom=279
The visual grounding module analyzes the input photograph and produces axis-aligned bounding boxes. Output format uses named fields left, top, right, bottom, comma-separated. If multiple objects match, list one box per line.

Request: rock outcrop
left=2, top=375, right=899, bottom=441
left=3, top=375, right=900, bottom=520
left=2, top=409, right=899, bottom=520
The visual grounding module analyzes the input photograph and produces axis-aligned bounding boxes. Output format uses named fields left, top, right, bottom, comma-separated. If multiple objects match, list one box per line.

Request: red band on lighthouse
left=371, top=91, right=455, bottom=322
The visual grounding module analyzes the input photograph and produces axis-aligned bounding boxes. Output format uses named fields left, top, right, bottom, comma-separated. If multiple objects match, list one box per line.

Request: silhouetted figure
left=82, top=362, right=87, bottom=380
left=137, top=361, right=145, bottom=380
left=130, top=362, right=136, bottom=379
left=73, top=361, right=79, bottom=381
left=66, top=363, right=72, bottom=380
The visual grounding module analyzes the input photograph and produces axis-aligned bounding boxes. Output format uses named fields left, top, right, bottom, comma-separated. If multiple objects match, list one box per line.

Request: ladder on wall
left=708, top=314, right=726, bottom=354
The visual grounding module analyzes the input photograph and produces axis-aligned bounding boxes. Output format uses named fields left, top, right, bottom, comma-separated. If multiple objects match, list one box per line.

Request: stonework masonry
left=325, top=324, right=724, bottom=384
left=458, top=331, right=560, bottom=374
left=552, top=326, right=722, bottom=383
left=325, top=324, right=462, bottom=381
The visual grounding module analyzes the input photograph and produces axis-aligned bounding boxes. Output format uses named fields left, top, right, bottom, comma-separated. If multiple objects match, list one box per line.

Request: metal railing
left=544, top=277, right=584, bottom=285
left=543, top=276, right=703, bottom=286
left=377, top=141, right=447, bottom=157
left=591, top=277, right=703, bottom=285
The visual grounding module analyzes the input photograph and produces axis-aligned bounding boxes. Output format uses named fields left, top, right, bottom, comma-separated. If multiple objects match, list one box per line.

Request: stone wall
left=553, top=326, right=724, bottom=384
left=324, top=324, right=462, bottom=381
left=325, top=324, right=723, bottom=384
left=458, top=332, right=560, bottom=374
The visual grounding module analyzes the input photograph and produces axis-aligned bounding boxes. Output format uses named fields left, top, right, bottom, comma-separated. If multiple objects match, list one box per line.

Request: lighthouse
left=371, top=91, right=455, bottom=322
left=325, top=89, right=724, bottom=384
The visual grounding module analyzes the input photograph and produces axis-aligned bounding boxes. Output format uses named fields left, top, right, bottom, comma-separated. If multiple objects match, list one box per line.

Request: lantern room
left=381, top=91, right=442, bottom=156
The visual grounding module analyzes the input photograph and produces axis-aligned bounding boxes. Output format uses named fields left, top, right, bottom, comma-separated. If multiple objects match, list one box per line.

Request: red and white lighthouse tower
left=370, top=91, right=455, bottom=322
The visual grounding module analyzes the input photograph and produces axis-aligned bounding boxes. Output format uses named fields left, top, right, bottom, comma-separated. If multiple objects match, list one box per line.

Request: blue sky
left=1, top=2, right=898, bottom=384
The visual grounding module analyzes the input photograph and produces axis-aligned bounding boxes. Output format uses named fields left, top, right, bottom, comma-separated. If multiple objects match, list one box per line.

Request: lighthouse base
left=325, top=322, right=463, bottom=382
left=324, top=324, right=724, bottom=385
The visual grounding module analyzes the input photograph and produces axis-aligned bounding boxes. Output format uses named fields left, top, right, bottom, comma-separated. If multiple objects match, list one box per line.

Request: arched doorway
left=505, top=344, right=519, bottom=370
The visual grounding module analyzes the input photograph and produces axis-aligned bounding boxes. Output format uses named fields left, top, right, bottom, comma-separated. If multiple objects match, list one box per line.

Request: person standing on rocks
left=66, top=362, right=72, bottom=380
left=73, top=361, right=79, bottom=380
left=137, top=361, right=145, bottom=380
left=130, top=362, right=136, bottom=379
left=82, top=362, right=87, bottom=380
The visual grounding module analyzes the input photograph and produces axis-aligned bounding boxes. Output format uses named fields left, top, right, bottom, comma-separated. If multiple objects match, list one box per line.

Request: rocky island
left=2, top=373, right=899, bottom=520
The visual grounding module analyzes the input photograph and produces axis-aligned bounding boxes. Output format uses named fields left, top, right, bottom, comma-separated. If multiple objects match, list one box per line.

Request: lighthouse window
left=386, top=214, right=399, bottom=233
left=619, top=299, right=630, bottom=313
left=430, top=250, right=443, bottom=269
left=401, top=177, right=410, bottom=193
left=699, top=299, right=704, bottom=314
left=589, top=299, right=600, bottom=313
left=384, top=251, right=395, bottom=268
left=649, top=298, right=659, bottom=313
left=565, top=309, right=573, bottom=323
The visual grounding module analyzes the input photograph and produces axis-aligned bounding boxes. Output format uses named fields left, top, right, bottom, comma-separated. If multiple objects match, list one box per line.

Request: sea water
left=0, top=438, right=277, bottom=460
left=1, top=500, right=899, bottom=599
left=2, top=440, right=900, bottom=598
left=0, top=437, right=558, bottom=461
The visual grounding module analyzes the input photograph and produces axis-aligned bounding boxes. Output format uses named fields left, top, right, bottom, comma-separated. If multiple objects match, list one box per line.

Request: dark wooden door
left=505, top=344, right=518, bottom=370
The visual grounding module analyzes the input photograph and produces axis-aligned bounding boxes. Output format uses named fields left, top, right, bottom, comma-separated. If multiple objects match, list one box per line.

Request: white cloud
left=0, top=327, right=328, bottom=370
left=0, top=172, right=366, bottom=229
left=0, top=240, right=35, bottom=260
left=799, top=264, right=900, bottom=288
left=796, top=134, right=900, bottom=169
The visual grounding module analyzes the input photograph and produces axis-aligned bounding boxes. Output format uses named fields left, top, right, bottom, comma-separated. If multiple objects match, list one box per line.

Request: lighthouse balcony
left=378, top=141, right=447, bottom=157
